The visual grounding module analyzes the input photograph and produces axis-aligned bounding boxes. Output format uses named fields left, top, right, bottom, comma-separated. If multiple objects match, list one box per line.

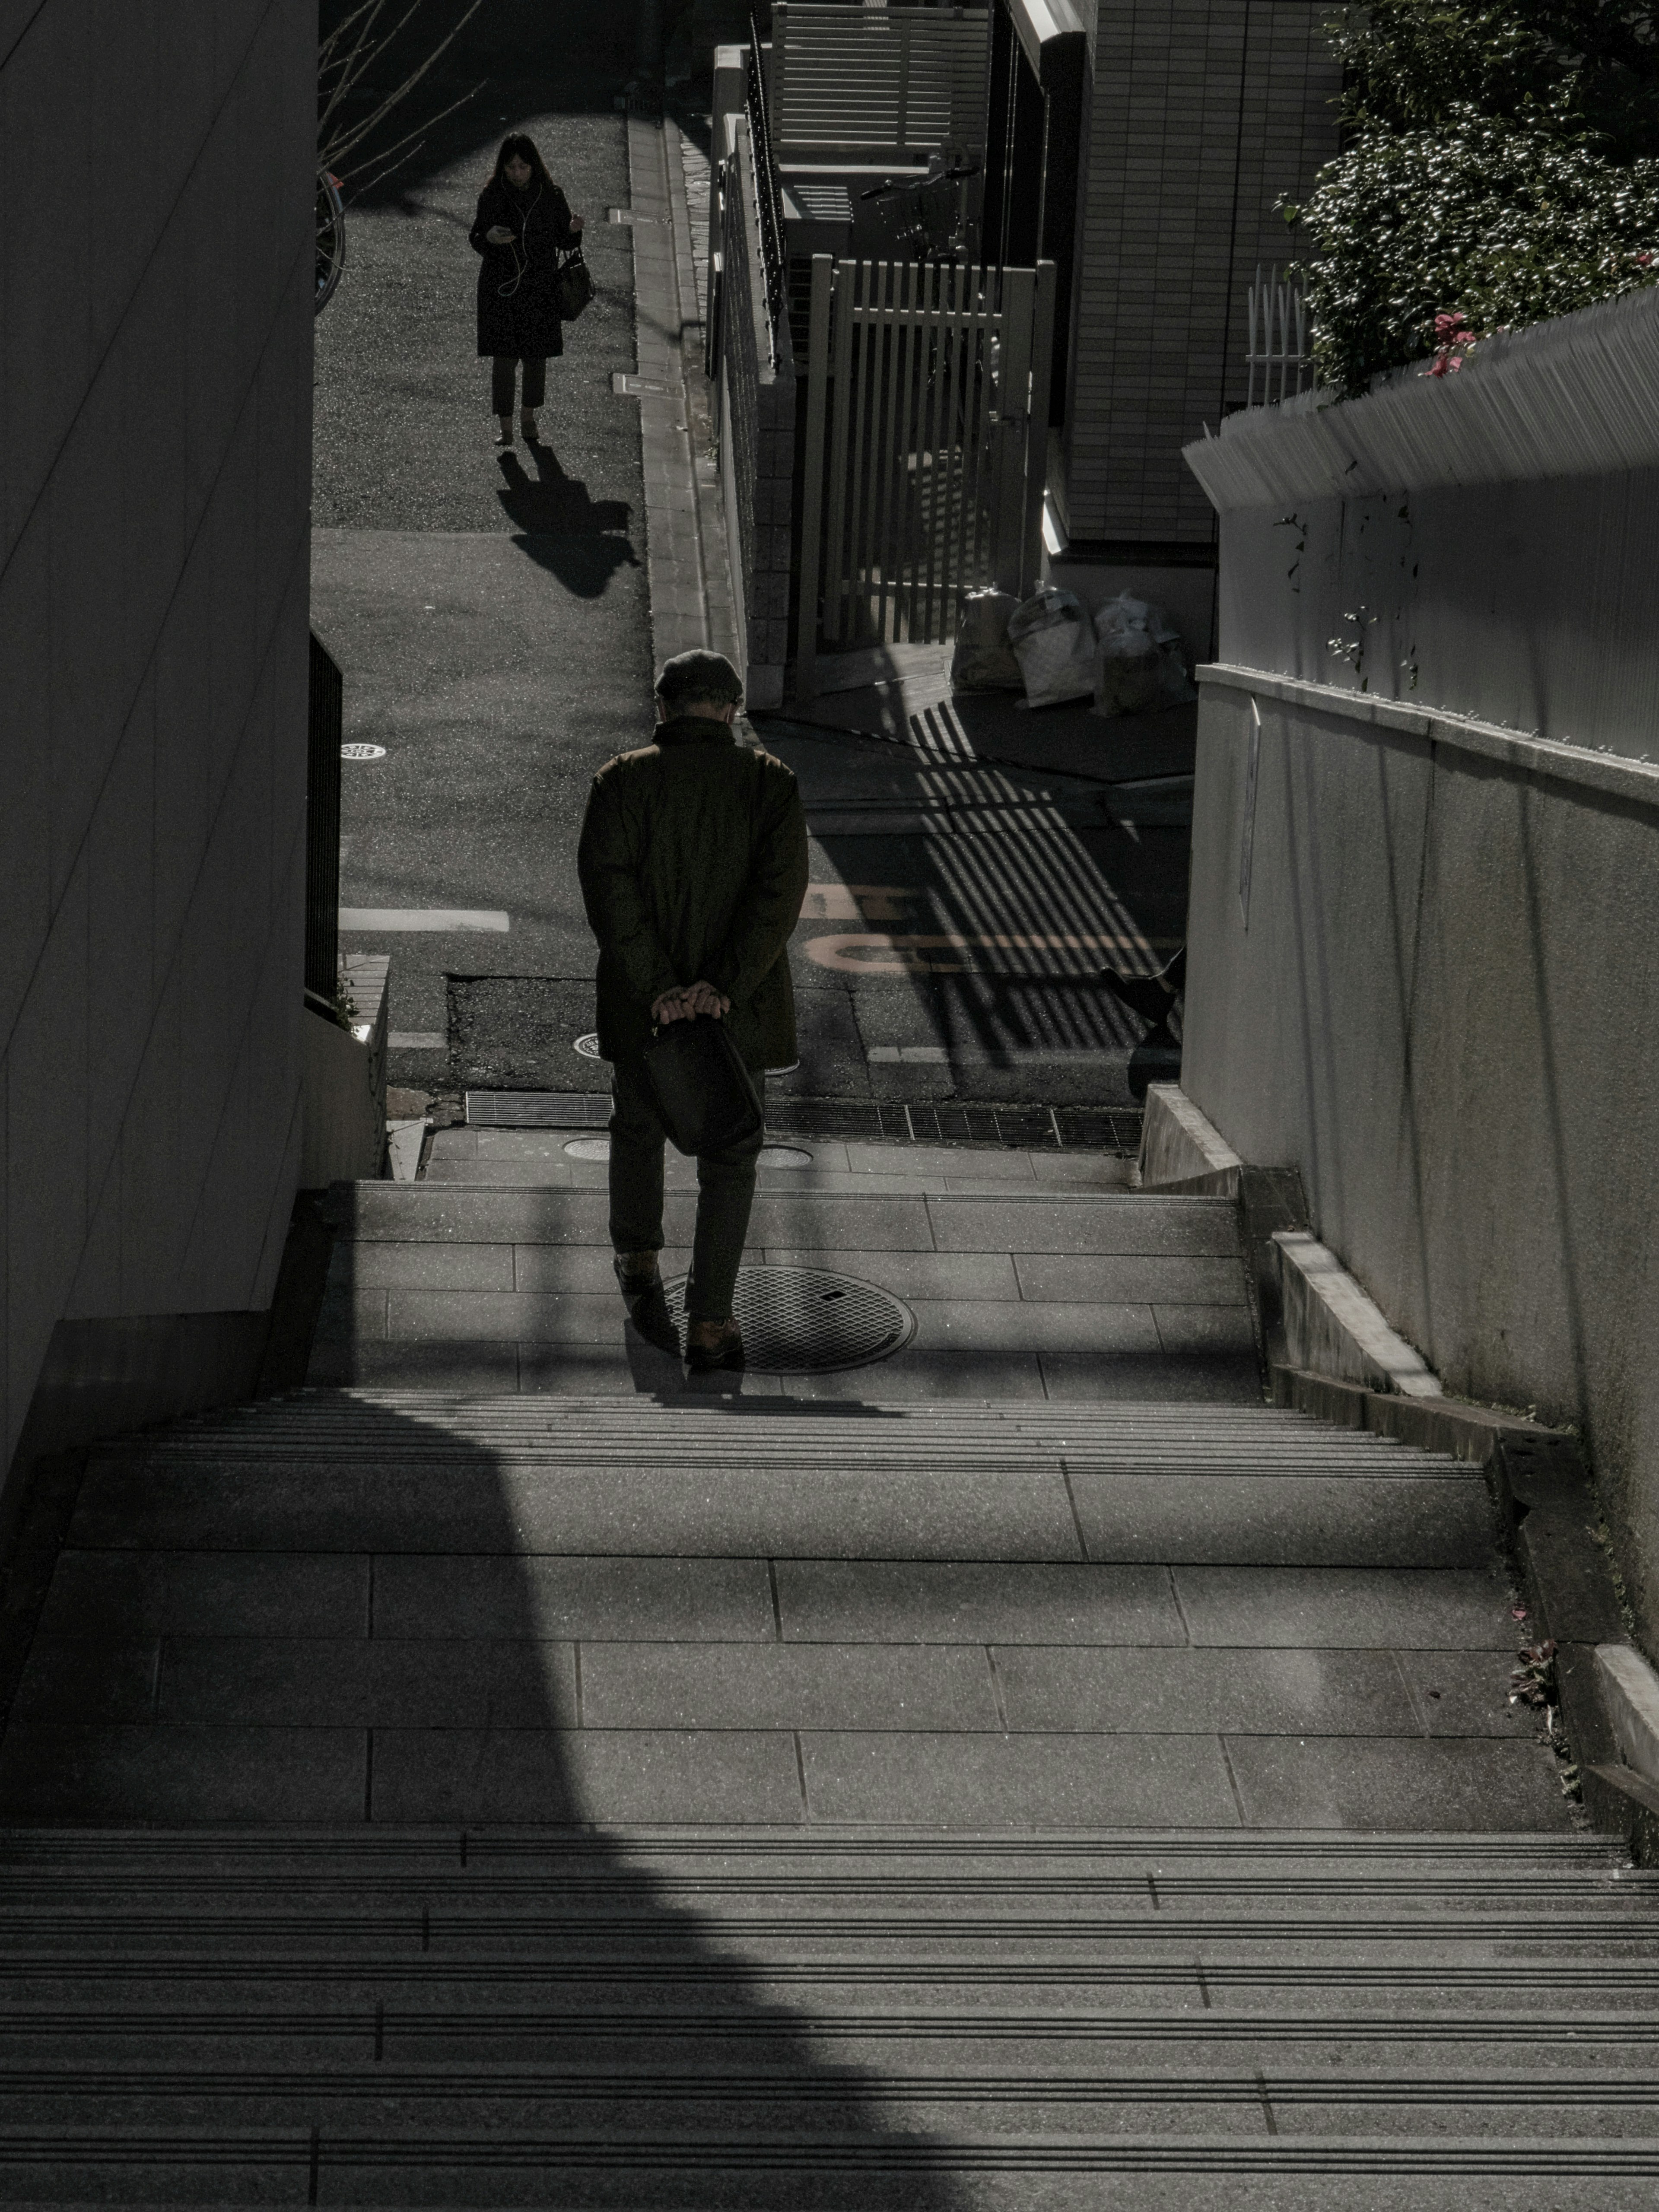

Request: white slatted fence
left=771, top=2, right=992, bottom=158
left=796, top=254, right=1055, bottom=692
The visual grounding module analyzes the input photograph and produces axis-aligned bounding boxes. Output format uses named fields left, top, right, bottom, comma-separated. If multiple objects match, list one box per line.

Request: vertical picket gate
left=795, top=255, right=1055, bottom=696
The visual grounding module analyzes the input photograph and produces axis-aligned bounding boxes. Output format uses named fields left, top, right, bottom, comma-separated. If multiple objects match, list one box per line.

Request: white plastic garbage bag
left=1006, top=586, right=1096, bottom=708
left=950, top=588, right=1024, bottom=692
left=1091, top=593, right=1198, bottom=718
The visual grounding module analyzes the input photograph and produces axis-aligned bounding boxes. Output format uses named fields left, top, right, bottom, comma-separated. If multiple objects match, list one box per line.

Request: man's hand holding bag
left=642, top=984, right=764, bottom=1157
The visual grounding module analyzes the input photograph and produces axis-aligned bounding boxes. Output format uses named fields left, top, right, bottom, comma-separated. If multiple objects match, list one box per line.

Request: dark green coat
left=577, top=716, right=809, bottom=1071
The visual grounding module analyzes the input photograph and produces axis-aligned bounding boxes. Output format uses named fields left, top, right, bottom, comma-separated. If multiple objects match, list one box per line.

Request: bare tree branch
left=334, top=81, right=486, bottom=192
left=317, top=0, right=488, bottom=168
left=317, top=0, right=391, bottom=141
left=318, top=0, right=382, bottom=74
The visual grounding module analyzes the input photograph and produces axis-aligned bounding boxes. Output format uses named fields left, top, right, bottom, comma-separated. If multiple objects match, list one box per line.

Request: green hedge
left=1286, top=2, right=1659, bottom=394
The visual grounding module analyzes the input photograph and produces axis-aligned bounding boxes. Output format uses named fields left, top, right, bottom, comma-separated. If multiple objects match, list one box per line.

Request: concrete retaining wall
left=0, top=0, right=315, bottom=1487
left=1181, top=336, right=1659, bottom=1638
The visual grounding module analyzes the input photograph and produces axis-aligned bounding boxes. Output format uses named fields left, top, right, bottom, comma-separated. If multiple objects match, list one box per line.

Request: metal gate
left=795, top=254, right=1055, bottom=695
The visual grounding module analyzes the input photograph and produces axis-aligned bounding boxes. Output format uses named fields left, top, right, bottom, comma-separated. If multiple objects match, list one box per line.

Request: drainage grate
left=463, top=1091, right=1143, bottom=1153
left=466, top=1091, right=610, bottom=1128
left=662, top=1265, right=914, bottom=1373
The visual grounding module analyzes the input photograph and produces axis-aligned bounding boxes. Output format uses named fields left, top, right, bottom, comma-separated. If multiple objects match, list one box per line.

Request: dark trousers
left=491, top=355, right=547, bottom=412
left=608, top=1055, right=763, bottom=1322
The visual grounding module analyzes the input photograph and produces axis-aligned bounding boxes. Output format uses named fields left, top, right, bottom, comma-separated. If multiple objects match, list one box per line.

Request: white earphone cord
left=497, top=182, right=541, bottom=299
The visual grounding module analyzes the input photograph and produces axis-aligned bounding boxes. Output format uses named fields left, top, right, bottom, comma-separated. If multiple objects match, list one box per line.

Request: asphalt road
left=311, top=6, right=652, bottom=1088
left=309, top=3, right=1188, bottom=1112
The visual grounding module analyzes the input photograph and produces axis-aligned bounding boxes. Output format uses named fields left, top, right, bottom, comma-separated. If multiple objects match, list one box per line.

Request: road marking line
left=805, top=931, right=1168, bottom=973
left=340, top=909, right=509, bottom=933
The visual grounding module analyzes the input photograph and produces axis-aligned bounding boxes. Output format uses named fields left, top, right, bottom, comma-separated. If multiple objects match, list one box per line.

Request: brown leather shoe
left=686, top=1318, right=744, bottom=1373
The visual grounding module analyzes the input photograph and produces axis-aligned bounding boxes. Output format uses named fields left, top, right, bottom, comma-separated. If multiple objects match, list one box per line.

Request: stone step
left=101, top=1396, right=1443, bottom=1456
left=423, top=1163, right=1135, bottom=1200
left=428, top=1128, right=1138, bottom=1195
left=0, top=1904, right=1652, bottom=1950
left=332, top=1182, right=1242, bottom=1255
left=0, top=1827, right=1623, bottom=1870
left=78, top=1399, right=1487, bottom=1571
left=4, top=2018, right=1658, bottom=2074
left=64, top=1460, right=1491, bottom=1564
left=0, top=2063, right=1657, bottom=2132
left=313, top=1178, right=1259, bottom=1397
left=3, top=1958, right=1655, bottom=2015
left=0, top=2122, right=1650, bottom=2206
left=0, top=1842, right=1646, bottom=1915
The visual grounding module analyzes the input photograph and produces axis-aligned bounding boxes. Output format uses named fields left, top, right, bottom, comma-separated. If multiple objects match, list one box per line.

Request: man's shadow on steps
left=497, top=448, right=640, bottom=599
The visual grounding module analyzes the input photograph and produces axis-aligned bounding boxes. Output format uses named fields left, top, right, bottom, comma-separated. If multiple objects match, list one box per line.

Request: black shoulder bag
left=556, top=245, right=595, bottom=321
left=643, top=1017, right=763, bottom=1157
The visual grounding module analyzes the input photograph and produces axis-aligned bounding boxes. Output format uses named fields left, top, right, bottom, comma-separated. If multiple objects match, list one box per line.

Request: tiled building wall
left=0, top=0, right=316, bottom=1479
left=1064, top=0, right=1341, bottom=543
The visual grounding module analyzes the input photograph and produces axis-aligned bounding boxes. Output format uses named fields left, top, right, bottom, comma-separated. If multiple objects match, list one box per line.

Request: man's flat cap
left=655, top=648, right=744, bottom=706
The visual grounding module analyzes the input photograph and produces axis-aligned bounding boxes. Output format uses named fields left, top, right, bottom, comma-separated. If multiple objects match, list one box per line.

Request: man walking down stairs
left=0, top=1137, right=1655, bottom=2203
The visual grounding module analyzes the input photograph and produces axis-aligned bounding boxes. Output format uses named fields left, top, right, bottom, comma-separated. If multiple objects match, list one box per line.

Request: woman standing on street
left=469, top=132, right=584, bottom=446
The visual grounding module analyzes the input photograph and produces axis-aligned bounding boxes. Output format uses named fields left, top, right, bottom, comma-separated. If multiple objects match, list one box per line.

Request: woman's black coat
left=470, top=178, right=576, bottom=359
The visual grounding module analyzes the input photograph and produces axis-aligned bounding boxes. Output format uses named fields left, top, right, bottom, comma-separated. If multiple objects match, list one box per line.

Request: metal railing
left=305, top=633, right=343, bottom=1004
left=1245, top=264, right=1311, bottom=407
left=747, top=13, right=789, bottom=361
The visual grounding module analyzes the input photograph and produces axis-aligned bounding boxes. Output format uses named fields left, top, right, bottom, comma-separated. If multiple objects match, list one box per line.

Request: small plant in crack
left=1510, top=1639, right=1581, bottom=1799
left=1510, top=1638, right=1557, bottom=1712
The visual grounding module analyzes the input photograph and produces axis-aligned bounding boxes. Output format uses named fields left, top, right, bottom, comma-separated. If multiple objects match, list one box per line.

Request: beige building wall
left=0, top=0, right=316, bottom=1493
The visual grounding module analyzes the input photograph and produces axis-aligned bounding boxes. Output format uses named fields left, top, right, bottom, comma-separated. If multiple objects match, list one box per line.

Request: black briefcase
left=642, top=1017, right=764, bottom=1157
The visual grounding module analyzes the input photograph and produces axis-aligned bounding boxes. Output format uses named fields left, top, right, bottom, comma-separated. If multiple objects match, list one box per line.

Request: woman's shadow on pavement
left=498, top=446, right=640, bottom=599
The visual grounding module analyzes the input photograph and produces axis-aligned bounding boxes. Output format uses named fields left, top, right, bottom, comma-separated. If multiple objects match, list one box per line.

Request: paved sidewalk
left=311, top=99, right=653, bottom=1089
left=626, top=115, right=739, bottom=670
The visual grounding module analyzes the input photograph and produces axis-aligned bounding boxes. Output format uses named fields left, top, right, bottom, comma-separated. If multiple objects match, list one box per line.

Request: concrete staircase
left=310, top=1130, right=1262, bottom=1401
left=0, top=1136, right=1652, bottom=2199
left=0, top=1827, right=1654, bottom=2203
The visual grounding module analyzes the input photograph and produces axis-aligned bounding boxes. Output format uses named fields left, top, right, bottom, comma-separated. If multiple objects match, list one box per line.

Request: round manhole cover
left=566, top=1137, right=813, bottom=1167
left=573, top=1034, right=604, bottom=1060
left=340, top=743, right=386, bottom=760
left=663, top=1265, right=914, bottom=1374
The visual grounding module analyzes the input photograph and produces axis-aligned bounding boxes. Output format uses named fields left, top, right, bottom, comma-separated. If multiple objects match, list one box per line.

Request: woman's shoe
left=686, top=1318, right=745, bottom=1374
left=521, top=410, right=540, bottom=442
left=494, top=416, right=513, bottom=446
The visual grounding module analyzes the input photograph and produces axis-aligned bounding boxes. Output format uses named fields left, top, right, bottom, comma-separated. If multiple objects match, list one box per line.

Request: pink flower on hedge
left=1427, top=310, right=1476, bottom=376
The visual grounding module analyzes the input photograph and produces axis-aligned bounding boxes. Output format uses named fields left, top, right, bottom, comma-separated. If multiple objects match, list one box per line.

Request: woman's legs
left=490, top=356, right=516, bottom=441
left=520, top=356, right=546, bottom=438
